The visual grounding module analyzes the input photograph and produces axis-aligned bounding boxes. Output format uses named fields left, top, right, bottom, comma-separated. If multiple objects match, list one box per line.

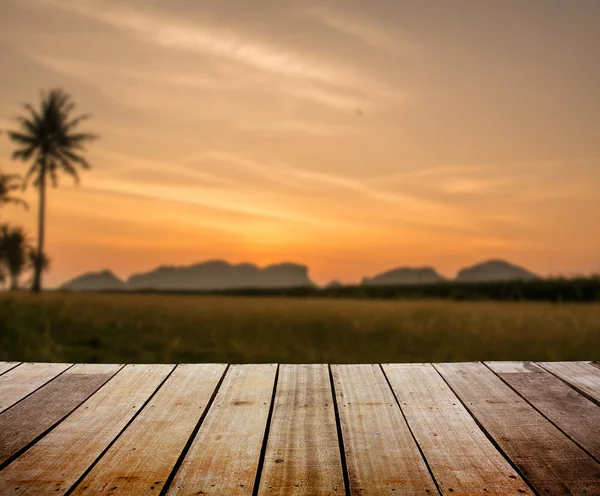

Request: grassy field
left=1, top=292, right=599, bottom=363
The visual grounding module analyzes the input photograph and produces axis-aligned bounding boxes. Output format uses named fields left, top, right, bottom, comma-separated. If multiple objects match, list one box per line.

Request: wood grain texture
left=257, top=364, right=345, bottom=495
left=384, top=363, right=532, bottom=495
left=0, top=362, right=72, bottom=413
left=0, top=362, right=20, bottom=376
left=167, top=364, right=277, bottom=495
left=71, top=364, right=226, bottom=495
left=488, top=361, right=600, bottom=461
left=538, top=361, right=600, bottom=404
left=435, top=362, right=600, bottom=496
left=0, top=364, right=173, bottom=495
left=333, top=364, right=437, bottom=496
left=0, top=363, right=122, bottom=467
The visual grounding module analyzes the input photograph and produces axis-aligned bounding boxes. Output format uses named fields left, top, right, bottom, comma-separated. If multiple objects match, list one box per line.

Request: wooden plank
left=0, top=364, right=173, bottom=495
left=383, top=363, right=533, bottom=495
left=167, top=364, right=276, bottom=495
left=538, top=361, right=600, bottom=404
left=0, top=362, right=21, bottom=376
left=488, top=361, right=600, bottom=461
left=332, top=364, right=438, bottom=495
left=0, top=362, right=72, bottom=413
left=257, top=364, right=345, bottom=495
left=70, top=364, right=226, bottom=495
left=0, top=363, right=123, bottom=467
left=435, top=362, right=600, bottom=496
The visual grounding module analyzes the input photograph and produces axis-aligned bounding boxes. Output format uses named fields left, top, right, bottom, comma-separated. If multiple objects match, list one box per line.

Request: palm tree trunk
left=32, top=159, right=46, bottom=293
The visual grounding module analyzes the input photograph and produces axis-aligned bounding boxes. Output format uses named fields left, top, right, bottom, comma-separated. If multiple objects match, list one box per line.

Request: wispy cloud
left=43, top=0, right=357, bottom=87
left=30, top=53, right=228, bottom=91
left=200, top=150, right=439, bottom=209
left=312, top=7, right=410, bottom=53
left=287, top=85, right=374, bottom=112
left=241, top=119, right=358, bottom=136
left=88, top=177, right=341, bottom=228
left=369, top=157, right=600, bottom=185
left=40, top=0, right=404, bottom=114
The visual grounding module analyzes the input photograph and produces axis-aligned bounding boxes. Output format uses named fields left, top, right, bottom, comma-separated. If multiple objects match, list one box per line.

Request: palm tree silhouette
left=7, top=89, right=97, bottom=292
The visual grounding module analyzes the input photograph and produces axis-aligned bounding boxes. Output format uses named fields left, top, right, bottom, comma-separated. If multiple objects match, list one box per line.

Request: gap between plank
left=431, top=363, right=541, bottom=496
left=159, top=364, right=231, bottom=496
left=327, top=365, right=351, bottom=496
left=64, top=365, right=180, bottom=496
left=379, top=365, right=443, bottom=496
left=483, top=362, right=600, bottom=464
left=251, top=364, right=280, bottom=496
left=0, top=363, right=21, bottom=377
left=536, top=363, right=600, bottom=408
left=0, top=363, right=76, bottom=416
left=0, top=364, right=126, bottom=471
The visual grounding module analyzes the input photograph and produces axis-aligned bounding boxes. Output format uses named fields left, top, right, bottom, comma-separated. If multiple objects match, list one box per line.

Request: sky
left=0, top=0, right=599, bottom=286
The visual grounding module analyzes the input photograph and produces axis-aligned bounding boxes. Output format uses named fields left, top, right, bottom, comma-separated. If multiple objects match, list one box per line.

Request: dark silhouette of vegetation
left=28, top=248, right=51, bottom=274
left=0, top=224, right=30, bottom=290
left=7, top=89, right=97, bottom=292
left=107, top=277, right=600, bottom=302
left=0, top=169, right=27, bottom=211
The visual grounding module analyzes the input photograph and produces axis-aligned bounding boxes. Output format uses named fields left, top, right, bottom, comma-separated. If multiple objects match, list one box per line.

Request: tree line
left=0, top=89, right=96, bottom=292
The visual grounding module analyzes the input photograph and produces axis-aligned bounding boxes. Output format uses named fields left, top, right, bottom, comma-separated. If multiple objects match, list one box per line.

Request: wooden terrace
left=0, top=361, right=599, bottom=495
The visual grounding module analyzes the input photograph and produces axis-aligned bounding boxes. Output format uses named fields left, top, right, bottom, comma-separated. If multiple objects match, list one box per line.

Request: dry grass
left=1, top=292, right=599, bottom=363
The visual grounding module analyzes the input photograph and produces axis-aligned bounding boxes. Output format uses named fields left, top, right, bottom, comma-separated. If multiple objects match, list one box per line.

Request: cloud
left=40, top=0, right=404, bottom=114
left=312, top=7, right=409, bottom=52
left=241, top=119, right=358, bottom=136
left=30, top=53, right=227, bottom=91
left=42, top=0, right=357, bottom=87
left=200, top=150, right=440, bottom=210
left=286, top=85, right=373, bottom=112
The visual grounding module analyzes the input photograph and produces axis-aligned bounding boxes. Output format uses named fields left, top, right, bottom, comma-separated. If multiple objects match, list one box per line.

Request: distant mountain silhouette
left=125, top=260, right=315, bottom=290
left=362, top=267, right=446, bottom=286
left=60, top=270, right=126, bottom=291
left=60, top=258, right=542, bottom=291
left=456, top=259, right=539, bottom=282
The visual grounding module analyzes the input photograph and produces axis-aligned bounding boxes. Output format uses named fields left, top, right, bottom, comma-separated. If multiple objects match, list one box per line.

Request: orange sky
left=1, top=0, right=599, bottom=286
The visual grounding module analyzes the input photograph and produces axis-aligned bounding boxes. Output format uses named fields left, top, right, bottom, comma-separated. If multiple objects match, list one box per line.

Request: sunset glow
left=1, top=0, right=599, bottom=286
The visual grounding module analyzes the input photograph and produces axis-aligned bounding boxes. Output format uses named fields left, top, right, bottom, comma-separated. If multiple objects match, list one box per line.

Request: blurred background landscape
left=0, top=0, right=599, bottom=364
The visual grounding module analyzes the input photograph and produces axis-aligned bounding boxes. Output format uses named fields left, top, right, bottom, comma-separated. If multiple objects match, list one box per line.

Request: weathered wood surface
left=0, top=362, right=72, bottom=413
left=435, top=362, right=600, bottom=496
left=384, top=363, right=532, bottom=495
left=488, top=361, right=600, bottom=461
left=71, top=364, right=226, bottom=495
left=0, top=364, right=172, bottom=495
left=168, top=364, right=276, bottom=495
left=539, top=361, right=600, bottom=404
left=0, top=363, right=122, bottom=467
left=257, top=364, right=345, bottom=495
left=332, top=364, right=437, bottom=495
left=1, top=361, right=599, bottom=494
left=0, top=362, right=20, bottom=376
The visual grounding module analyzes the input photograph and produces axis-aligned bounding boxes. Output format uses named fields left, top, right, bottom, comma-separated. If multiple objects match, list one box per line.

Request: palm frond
left=22, top=164, right=41, bottom=189
left=56, top=147, right=91, bottom=170
left=65, top=113, right=91, bottom=131
left=7, top=131, right=36, bottom=146
left=48, top=162, right=59, bottom=187
left=52, top=152, right=81, bottom=183
left=16, top=116, right=41, bottom=138
left=64, top=131, right=99, bottom=147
